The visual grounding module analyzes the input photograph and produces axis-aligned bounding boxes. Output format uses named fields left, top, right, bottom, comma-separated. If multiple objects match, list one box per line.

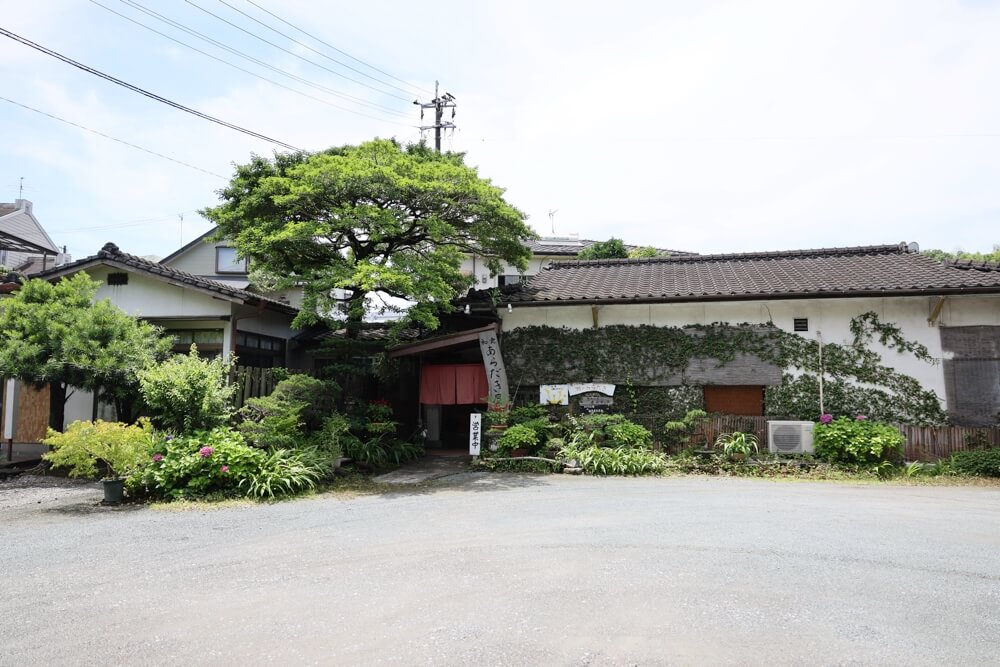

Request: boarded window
left=793, top=318, right=808, bottom=332
left=704, top=385, right=764, bottom=416
left=107, top=272, right=129, bottom=286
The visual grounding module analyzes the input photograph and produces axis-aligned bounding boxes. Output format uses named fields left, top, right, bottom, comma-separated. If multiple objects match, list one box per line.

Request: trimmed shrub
left=813, top=416, right=904, bottom=465
left=945, top=449, right=1000, bottom=477
left=496, top=423, right=541, bottom=454
left=568, top=414, right=652, bottom=449
left=138, top=346, right=234, bottom=433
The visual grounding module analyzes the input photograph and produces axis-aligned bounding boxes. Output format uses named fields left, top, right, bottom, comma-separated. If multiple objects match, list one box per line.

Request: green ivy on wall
left=501, top=313, right=948, bottom=426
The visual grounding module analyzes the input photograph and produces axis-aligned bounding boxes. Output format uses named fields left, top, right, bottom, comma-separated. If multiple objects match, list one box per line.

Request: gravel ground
left=1, top=473, right=999, bottom=666
left=0, top=472, right=102, bottom=513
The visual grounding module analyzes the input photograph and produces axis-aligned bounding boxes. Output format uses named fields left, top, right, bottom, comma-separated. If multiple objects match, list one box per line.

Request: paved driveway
left=2, top=474, right=999, bottom=666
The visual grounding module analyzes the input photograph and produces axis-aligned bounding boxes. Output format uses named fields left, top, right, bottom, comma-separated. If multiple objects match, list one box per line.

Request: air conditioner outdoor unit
left=767, top=420, right=815, bottom=454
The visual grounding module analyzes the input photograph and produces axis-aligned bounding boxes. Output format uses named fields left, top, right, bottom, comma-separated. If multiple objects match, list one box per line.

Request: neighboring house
left=1, top=199, right=69, bottom=448
left=160, top=227, right=305, bottom=308
left=460, top=237, right=694, bottom=289
left=0, top=199, right=65, bottom=274
left=0, top=242, right=304, bottom=439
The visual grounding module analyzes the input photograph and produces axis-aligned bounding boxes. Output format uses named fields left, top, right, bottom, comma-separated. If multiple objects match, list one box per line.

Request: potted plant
left=484, top=395, right=512, bottom=431
left=714, top=431, right=759, bottom=462
left=42, top=419, right=154, bottom=504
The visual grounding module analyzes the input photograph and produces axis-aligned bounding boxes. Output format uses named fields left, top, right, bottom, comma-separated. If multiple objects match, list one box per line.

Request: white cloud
left=2, top=0, right=999, bottom=260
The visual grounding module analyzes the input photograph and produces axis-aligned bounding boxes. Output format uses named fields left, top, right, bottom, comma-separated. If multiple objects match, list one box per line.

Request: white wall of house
left=164, top=239, right=236, bottom=277
left=86, top=266, right=234, bottom=319
left=499, top=294, right=1000, bottom=407
left=461, top=255, right=558, bottom=289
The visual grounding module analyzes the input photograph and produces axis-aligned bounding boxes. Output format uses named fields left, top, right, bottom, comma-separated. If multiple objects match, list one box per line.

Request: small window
left=107, top=272, right=129, bottom=286
left=497, top=275, right=522, bottom=287
left=216, top=247, right=248, bottom=274
left=794, top=318, right=809, bottom=332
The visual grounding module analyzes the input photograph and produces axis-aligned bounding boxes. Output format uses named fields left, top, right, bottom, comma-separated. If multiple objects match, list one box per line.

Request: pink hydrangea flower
left=152, top=453, right=164, bottom=462
left=199, top=446, right=214, bottom=458
left=819, top=414, right=833, bottom=424
left=856, top=415, right=867, bottom=421
left=220, top=465, right=229, bottom=474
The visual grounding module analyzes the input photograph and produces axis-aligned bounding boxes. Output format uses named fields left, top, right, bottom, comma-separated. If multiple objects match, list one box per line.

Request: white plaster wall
left=460, top=255, right=559, bottom=290
left=63, top=388, right=116, bottom=427
left=87, top=267, right=233, bottom=318
left=500, top=294, right=1000, bottom=409
left=163, top=240, right=234, bottom=276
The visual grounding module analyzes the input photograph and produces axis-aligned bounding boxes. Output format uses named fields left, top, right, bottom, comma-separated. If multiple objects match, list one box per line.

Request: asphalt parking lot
left=2, top=473, right=999, bottom=666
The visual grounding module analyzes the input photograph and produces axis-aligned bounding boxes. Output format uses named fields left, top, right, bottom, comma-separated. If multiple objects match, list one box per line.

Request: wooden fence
left=230, top=366, right=280, bottom=410
left=705, top=415, right=1000, bottom=461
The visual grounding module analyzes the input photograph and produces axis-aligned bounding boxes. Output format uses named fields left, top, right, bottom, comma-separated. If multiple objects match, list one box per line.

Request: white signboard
left=540, top=384, right=570, bottom=405
left=479, top=331, right=510, bottom=403
left=567, top=383, right=615, bottom=397
left=469, top=413, right=482, bottom=456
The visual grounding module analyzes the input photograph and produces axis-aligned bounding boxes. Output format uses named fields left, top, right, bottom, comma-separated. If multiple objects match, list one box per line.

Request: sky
left=2, top=0, right=999, bottom=261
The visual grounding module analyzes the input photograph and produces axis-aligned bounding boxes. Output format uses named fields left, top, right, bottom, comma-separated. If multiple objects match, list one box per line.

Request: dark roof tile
left=498, top=243, right=1000, bottom=304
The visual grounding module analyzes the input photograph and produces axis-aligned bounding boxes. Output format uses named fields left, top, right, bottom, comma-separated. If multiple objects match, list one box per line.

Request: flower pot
left=511, top=447, right=530, bottom=458
left=489, top=424, right=508, bottom=432
left=102, top=478, right=125, bottom=505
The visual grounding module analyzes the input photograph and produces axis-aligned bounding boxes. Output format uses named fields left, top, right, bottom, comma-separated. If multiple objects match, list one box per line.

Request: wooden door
left=703, top=385, right=764, bottom=416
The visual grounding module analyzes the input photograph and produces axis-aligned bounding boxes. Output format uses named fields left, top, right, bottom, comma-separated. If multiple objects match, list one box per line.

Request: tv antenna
left=548, top=209, right=558, bottom=235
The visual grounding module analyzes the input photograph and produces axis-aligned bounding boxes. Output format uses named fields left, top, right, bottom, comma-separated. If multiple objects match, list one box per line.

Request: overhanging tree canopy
left=0, top=273, right=172, bottom=428
left=202, top=139, right=534, bottom=331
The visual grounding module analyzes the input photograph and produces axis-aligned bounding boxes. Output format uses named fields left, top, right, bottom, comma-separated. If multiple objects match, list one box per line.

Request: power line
left=48, top=215, right=189, bottom=234
left=183, top=0, right=413, bottom=103
left=214, top=0, right=421, bottom=99
left=0, top=95, right=228, bottom=179
left=117, top=0, right=412, bottom=119
left=88, top=0, right=413, bottom=125
left=0, top=27, right=302, bottom=151
left=244, top=0, right=432, bottom=97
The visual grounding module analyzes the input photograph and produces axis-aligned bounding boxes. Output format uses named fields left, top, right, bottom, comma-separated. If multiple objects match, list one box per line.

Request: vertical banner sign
left=469, top=413, right=482, bottom=456
left=478, top=330, right=510, bottom=403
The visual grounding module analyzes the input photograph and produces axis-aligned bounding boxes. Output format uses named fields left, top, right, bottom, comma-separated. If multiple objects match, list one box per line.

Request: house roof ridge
left=945, top=258, right=1000, bottom=271
left=159, top=226, right=218, bottom=264
left=35, top=241, right=296, bottom=313
left=546, top=243, right=910, bottom=269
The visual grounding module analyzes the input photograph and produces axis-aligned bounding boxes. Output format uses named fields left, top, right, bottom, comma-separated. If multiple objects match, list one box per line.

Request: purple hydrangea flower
left=165, top=435, right=174, bottom=441
left=152, top=453, right=164, bottom=462
left=819, top=414, right=833, bottom=424
left=199, top=446, right=214, bottom=458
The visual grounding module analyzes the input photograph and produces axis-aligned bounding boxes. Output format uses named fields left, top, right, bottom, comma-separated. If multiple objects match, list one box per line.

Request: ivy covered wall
left=501, top=313, right=948, bottom=425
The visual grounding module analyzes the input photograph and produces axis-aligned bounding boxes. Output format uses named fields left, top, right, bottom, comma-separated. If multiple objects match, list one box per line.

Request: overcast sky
left=2, top=0, right=999, bottom=261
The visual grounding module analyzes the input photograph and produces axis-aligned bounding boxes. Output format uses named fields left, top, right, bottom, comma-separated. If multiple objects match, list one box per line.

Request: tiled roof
left=498, top=243, right=1000, bottom=304
left=34, top=242, right=297, bottom=314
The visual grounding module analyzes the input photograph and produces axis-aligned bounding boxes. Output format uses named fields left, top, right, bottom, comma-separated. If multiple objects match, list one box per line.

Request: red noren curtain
left=420, top=364, right=488, bottom=405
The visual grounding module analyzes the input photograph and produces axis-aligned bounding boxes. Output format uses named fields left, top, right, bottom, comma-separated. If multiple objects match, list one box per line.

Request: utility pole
left=414, top=81, right=456, bottom=152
